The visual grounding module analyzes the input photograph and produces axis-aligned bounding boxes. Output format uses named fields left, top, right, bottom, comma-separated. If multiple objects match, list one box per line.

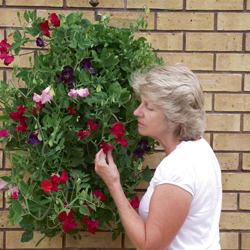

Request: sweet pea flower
left=40, top=20, right=50, bottom=37
left=100, top=142, right=114, bottom=154
left=0, top=39, right=14, bottom=66
left=7, top=185, right=19, bottom=200
left=80, top=59, right=98, bottom=75
left=68, top=88, right=89, bottom=99
left=41, top=180, right=52, bottom=193
left=27, top=133, right=41, bottom=146
left=68, top=89, right=78, bottom=99
left=33, top=86, right=53, bottom=104
left=130, top=195, right=140, bottom=209
left=0, top=179, right=7, bottom=190
left=0, top=129, right=8, bottom=138
left=36, top=37, right=45, bottom=47
left=82, top=219, right=99, bottom=234
left=59, top=170, right=69, bottom=184
left=92, top=190, right=106, bottom=202
left=48, top=13, right=60, bottom=27
left=66, top=104, right=76, bottom=115
left=87, top=119, right=98, bottom=131
left=63, top=218, right=77, bottom=233
left=77, top=130, right=90, bottom=140
left=110, top=122, right=125, bottom=137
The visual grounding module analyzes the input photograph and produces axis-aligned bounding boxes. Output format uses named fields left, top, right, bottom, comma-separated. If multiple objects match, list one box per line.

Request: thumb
left=107, top=149, right=115, bottom=165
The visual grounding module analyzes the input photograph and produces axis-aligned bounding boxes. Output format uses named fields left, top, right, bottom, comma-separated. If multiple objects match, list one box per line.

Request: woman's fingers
left=107, top=149, right=114, bottom=165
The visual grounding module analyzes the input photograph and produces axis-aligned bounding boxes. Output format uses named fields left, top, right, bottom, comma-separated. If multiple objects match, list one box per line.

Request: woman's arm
left=95, top=149, right=192, bottom=250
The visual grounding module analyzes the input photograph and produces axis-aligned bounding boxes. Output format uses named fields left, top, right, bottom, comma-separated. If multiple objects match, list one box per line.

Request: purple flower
left=81, top=59, right=92, bottom=69
left=27, top=134, right=41, bottom=146
left=36, top=37, right=45, bottom=47
left=138, top=138, right=151, bottom=152
left=80, top=58, right=98, bottom=75
left=61, top=66, right=74, bottom=77
left=57, top=66, right=75, bottom=87
left=133, top=148, right=145, bottom=159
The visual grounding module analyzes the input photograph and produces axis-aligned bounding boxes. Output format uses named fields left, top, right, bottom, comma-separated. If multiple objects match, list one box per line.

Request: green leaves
left=12, top=200, right=23, bottom=216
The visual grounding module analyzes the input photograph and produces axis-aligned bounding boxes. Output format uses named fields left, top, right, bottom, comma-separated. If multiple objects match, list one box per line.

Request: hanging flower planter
left=0, top=10, right=163, bottom=245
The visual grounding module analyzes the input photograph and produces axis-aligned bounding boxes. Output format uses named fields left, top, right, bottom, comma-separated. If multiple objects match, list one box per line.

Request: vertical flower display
left=0, top=10, right=161, bottom=245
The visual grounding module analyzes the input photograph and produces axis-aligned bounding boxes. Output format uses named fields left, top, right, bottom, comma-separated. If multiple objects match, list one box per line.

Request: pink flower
left=0, top=180, right=7, bottom=189
left=41, top=86, right=53, bottom=104
left=68, top=88, right=89, bottom=99
left=77, top=130, right=90, bottom=140
left=33, top=93, right=41, bottom=102
left=100, top=142, right=114, bottom=154
left=130, top=195, right=140, bottom=209
left=92, top=190, right=106, bottom=202
left=7, top=185, right=19, bottom=199
left=59, top=170, right=69, bottom=184
left=48, top=13, right=60, bottom=27
left=3, top=55, right=14, bottom=66
left=77, top=88, right=89, bottom=97
left=0, top=129, right=8, bottom=138
left=41, top=180, right=52, bottom=193
left=68, top=89, right=78, bottom=99
left=33, top=87, right=53, bottom=104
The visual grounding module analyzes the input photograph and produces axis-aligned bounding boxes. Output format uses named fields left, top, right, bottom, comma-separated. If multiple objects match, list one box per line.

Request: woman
left=95, top=64, right=222, bottom=250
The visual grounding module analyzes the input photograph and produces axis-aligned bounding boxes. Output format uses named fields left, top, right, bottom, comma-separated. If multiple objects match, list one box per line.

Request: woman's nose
left=134, top=104, right=142, bottom=117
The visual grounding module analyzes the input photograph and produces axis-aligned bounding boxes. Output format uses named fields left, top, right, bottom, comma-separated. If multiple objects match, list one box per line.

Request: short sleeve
left=152, top=157, right=196, bottom=196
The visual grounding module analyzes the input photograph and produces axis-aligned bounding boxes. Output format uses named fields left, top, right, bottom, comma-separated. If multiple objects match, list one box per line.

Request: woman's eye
left=146, top=104, right=153, bottom=111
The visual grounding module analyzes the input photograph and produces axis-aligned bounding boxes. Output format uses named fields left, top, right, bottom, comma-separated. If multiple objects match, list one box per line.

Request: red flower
left=58, top=209, right=74, bottom=222
left=62, top=218, right=77, bottom=233
left=14, top=120, right=28, bottom=132
left=82, top=219, right=99, bottom=234
left=0, top=129, right=8, bottom=138
left=12, top=192, right=18, bottom=200
left=100, top=142, right=114, bottom=154
left=77, top=130, right=90, bottom=140
left=40, top=20, right=50, bottom=37
left=110, top=122, right=125, bottom=137
left=130, top=195, right=140, bottom=209
left=33, top=101, right=44, bottom=115
left=59, top=170, right=69, bottom=184
left=49, top=13, right=60, bottom=27
left=3, top=54, right=14, bottom=66
left=66, top=104, right=76, bottom=115
left=87, top=119, right=98, bottom=131
left=92, top=190, right=106, bottom=202
left=115, top=135, right=128, bottom=147
left=41, top=180, right=52, bottom=193
left=0, top=39, right=14, bottom=66
left=50, top=174, right=60, bottom=192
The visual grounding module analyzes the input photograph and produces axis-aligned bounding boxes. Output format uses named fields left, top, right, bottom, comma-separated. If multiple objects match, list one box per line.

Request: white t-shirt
left=139, top=137, right=222, bottom=250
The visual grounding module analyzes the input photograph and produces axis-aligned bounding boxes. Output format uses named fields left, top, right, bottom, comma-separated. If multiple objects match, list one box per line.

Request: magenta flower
left=59, top=170, right=69, bottom=184
left=82, top=219, right=99, bottom=234
left=77, top=130, right=90, bottom=140
left=100, top=142, right=114, bottom=154
left=0, top=129, right=8, bottom=138
left=41, top=180, right=52, bottom=193
left=48, top=13, right=60, bottom=27
left=92, top=190, right=106, bottom=202
left=130, top=195, right=140, bottom=209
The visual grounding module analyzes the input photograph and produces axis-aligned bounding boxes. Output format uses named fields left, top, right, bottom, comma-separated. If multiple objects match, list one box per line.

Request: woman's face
left=133, top=95, right=170, bottom=141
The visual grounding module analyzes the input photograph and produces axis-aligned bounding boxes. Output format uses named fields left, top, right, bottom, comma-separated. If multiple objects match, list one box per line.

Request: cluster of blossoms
left=0, top=180, right=19, bottom=199
left=0, top=10, right=158, bottom=243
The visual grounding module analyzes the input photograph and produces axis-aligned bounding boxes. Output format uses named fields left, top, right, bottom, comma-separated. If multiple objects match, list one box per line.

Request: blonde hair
left=131, top=63, right=206, bottom=141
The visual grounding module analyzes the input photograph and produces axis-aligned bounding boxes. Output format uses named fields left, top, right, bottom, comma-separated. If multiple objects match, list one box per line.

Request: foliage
left=0, top=10, right=163, bottom=244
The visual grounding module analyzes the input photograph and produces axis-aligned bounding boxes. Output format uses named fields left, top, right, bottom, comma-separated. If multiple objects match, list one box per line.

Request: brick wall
left=0, top=0, right=249, bottom=249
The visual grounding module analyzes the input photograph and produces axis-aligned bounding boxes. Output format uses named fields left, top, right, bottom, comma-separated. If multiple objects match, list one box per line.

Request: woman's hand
left=94, top=149, right=120, bottom=189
